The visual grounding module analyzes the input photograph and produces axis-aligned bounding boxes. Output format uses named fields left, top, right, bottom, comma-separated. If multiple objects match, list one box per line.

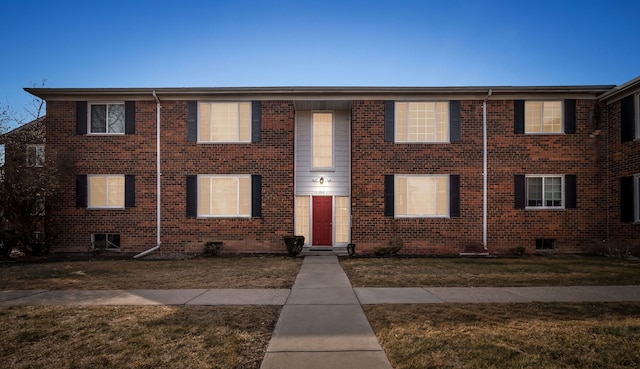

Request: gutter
left=134, top=91, right=162, bottom=259
left=482, top=89, right=492, bottom=251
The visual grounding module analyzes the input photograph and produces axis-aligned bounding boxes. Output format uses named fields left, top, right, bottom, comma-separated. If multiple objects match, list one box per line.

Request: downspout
left=482, top=89, right=492, bottom=251
left=134, top=91, right=161, bottom=258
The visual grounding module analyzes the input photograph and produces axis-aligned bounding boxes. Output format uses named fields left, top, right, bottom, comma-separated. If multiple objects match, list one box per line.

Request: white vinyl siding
left=198, top=175, right=251, bottom=217
left=395, top=175, right=449, bottom=217
left=198, top=102, right=251, bottom=143
left=295, top=110, right=350, bottom=197
left=88, top=175, right=125, bottom=208
left=525, top=101, right=562, bottom=133
left=395, top=102, right=449, bottom=142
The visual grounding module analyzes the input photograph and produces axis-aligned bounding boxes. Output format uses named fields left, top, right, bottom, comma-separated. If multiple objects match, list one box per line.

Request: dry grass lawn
left=341, top=255, right=640, bottom=287
left=0, top=255, right=302, bottom=290
left=366, top=302, right=640, bottom=369
left=0, top=305, right=279, bottom=369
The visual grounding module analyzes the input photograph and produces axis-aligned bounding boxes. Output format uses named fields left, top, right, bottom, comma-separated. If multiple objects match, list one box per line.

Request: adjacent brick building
left=25, top=78, right=640, bottom=256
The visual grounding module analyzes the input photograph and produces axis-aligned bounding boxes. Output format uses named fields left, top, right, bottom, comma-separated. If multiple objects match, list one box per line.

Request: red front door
left=312, top=196, right=332, bottom=246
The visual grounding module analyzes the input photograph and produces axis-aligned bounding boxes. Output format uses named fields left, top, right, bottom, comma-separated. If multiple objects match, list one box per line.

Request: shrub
left=374, top=237, right=403, bottom=256
left=204, top=241, right=224, bottom=257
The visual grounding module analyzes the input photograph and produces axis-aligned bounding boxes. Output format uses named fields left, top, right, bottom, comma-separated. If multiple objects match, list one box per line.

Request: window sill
left=395, top=215, right=450, bottom=219
left=197, top=141, right=252, bottom=144
left=86, top=133, right=126, bottom=136
left=394, top=141, right=450, bottom=144
left=525, top=207, right=565, bottom=211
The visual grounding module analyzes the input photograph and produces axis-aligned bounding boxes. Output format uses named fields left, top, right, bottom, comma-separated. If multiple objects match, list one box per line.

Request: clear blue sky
left=1, top=0, right=639, bottom=127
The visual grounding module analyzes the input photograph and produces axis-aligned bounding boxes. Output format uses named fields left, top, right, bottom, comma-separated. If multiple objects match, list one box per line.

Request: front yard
left=0, top=255, right=303, bottom=290
left=340, top=255, right=640, bottom=287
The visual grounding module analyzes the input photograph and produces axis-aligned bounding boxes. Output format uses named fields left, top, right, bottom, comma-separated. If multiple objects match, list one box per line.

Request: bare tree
left=0, top=80, right=68, bottom=257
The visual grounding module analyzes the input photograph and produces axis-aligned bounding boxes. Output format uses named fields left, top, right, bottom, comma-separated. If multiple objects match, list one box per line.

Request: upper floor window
left=525, top=101, right=562, bottom=133
left=26, top=144, right=45, bottom=167
left=636, top=94, right=640, bottom=140
left=198, top=102, right=251, bottom=143
left=0, top=144, right=4, bottom=167
left=395, top=102, right=449, bottom=142
left=312, top=112, right=334, bottom=169
left=90, top=103, right=125, bottom=134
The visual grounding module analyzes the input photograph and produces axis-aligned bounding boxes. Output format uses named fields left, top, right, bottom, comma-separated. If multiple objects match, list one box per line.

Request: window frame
left=197, top=174, right=252, bottom=218
left=525, top=175, right=565, bottom=209
left=92, top=233, right=121, bottom=252
left=635, top=174, right=640, bottom=223
left=88, top=102, right=126, bottom=135
left=394, top=174, right=450, bottom=218
left=636, top=94, right=640, bottom=141
left=197, top=102, right=252, bottom=143
left=394, top=101, right=450, bottom=143
left=26, top=144, right=45, bottom=167
left=87, top=174, right=126, bottom=209
left=524, top=100, right=564, bottom=134
left=311, top=111, right=335, bottom=170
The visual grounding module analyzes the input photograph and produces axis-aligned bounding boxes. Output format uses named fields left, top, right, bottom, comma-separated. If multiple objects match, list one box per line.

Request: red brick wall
left=46, top=100, right=296, bottom=255
left=351, top=99, right=606, bottom=254
left=605, top=98, right=640, bottom=254
left=47, top=96, right=610, bottom=256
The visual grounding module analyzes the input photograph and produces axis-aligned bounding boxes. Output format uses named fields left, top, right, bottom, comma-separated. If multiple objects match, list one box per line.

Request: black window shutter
left=187, top=101, right=198, bottom=142
left=449, top=174, right=460, bottom=217
left=125, top=101, right=136, bottom=134
left=620, top=176, right=634, bottom=222
left=251, top=101, right=262, bottom=142
left=564, top=99, right=576, bottom=134
left=384, top=174, right=394, bottom=216
left=450, top=100, right=461, bottom=142
left=565, top=174, right=576, bottom=208
left=76, top=101, right=87, bottom=135
left=384, top=101, right=395, bottom=142
left=186, top=175, right=197, bottom=217
left=251, top=175, right=262, bottom=217
left=621, top=95, right=635, bottom=143
left=514, top=175, right=526, bottom=209
left=514, top=100, right=525, bottom=134
left=125, top=175, right=135, bottom=208
left=76, top=175, right=87, bottom=208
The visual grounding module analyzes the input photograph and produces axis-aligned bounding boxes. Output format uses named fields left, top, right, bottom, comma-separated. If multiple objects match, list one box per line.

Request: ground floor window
left=395, top=175, right=449, bottom=217
left=335, top=196, right=349, bottom=243
left=92, top=233, right=121, bottom=252
left=536, top=238, right=556, bottom=251
left=295, top=196, right=310, bottom=242
left=198, top=175, right=251, bottom=217
left=527, top=175, right=563, bottom=208
left=89, top=175, right=125, bottom=208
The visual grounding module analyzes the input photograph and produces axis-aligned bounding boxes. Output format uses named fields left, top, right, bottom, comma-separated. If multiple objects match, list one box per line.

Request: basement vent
left=535, top=239, right=556, bottom=251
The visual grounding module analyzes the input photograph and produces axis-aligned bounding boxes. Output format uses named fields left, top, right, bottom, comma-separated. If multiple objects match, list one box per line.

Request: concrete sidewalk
left=260, top=255, right=393, bottom=369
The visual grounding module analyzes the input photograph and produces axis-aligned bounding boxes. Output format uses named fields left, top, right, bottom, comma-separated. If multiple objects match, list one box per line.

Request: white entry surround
left=294, top=108, right=351, bottom=247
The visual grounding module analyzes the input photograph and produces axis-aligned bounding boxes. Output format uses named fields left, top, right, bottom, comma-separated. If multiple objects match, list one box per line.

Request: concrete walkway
left=3, top=255, right=640, bottom=368
left=260, top=255, right=393, bottom=369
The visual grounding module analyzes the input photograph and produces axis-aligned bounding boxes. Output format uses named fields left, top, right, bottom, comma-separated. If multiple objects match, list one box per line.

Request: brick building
left=25, top=78, right=640, bottom=256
